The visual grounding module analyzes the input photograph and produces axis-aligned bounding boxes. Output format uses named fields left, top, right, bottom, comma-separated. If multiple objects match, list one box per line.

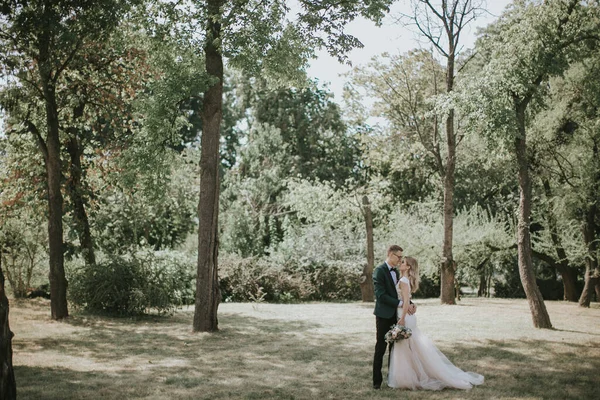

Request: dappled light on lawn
left=10, top=298, right=600, bottom=399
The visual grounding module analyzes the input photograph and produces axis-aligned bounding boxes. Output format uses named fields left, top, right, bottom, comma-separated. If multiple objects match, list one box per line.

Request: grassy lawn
left=11, top=297, right=600, bottom=399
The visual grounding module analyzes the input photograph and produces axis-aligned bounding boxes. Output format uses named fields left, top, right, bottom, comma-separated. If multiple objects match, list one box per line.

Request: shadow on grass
left=15, top=366, right=158, bottom=400
left=437, top=339, right=600, bottom=400
left=15, top=310, right=600, bottom=400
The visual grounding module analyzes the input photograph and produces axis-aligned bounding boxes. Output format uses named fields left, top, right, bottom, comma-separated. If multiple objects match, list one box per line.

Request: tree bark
left=557, top=264, right=579, bottom=302
left=66, top=135, right=96, bottom=266
left=0, top=250, right=17, bottom=399
left=531, top=248, right=579, bottom=301
left=542, top=179, right=578, bottom=301
left=360, top=196, right=375, bottom=302
left=476, top=257, right=489, bottom=297
left=579, top=203, right=599, bottom=307
left=578, top=139, right=600, bottom=306
left=514, top=103, right=552, bottom=328
left=193, top=0, right=224, bottom=332
left=477, top=273, right=487, bottom=297
left=440, top=46, right=456, bottom=305
left=39, top=28, right=69, bottom=319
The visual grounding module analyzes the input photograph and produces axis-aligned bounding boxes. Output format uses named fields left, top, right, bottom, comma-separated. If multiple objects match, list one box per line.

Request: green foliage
left=220, top=123, right=290, bottom=257
left=345, top=50, right=442, bottom=204
left=381, top=202, right=513, bottom=286
left=493, top=258, right=526, bottom=299
left=68, top=250, right=195, bottom=315
left=0, top=134, right=48, bottom=295
left=254, top=82, right=361, bottom=186
left=296, top=0, right=394, bottom=63
left=92, top=148, right=198, bottom=252
left=220, top=80, right=362, bottom=257
left=413, top=273, right=440, bottom=299
left=461, top=0, right=600, bottom=144
left=219, top=255, right=361, bottom=303
left=527, top=56, right=600, bottom=267
left=0, top=209, right=47, bottom=297
left=274, top=178, right=373, bottom=263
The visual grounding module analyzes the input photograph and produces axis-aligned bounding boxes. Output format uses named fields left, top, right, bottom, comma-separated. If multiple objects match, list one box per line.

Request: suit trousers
left=373, top=314, right=397, bottom=387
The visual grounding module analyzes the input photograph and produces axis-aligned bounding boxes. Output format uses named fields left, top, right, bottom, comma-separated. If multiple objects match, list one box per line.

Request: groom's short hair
left=387, top=245, right=403, bottom=254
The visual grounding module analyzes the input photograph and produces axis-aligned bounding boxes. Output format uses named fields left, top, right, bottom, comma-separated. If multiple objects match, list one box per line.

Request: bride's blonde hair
left=404, top=257, right=420, bottom=293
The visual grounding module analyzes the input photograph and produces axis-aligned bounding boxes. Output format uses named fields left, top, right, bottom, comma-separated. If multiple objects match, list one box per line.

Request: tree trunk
left=44, top=89, right=69, bottom=320
left=578, top=138, right=600, bottom=306
left=193, top=0, right=224, bottom=332
left=38, top=44, right=68, bottom=319
left=66, top=135, right=96, bottom=266
left=0, top=251, right=17, bottom=399
left=440, top=50, right=456, bottom=305
left=579, top=204, right=599, bottom=307
left=476, top=257, right=490, bottom=297
left=360, top=196, right=375, bottom=302
left=557, top=264, right=579, bottom=302
left=477, top=272, right=487, bottom=297
left=542, top=179, right=578, bottom=301
left=514, top=104, right=552, bottom=328
left=579, top=256, right=599, bottom=307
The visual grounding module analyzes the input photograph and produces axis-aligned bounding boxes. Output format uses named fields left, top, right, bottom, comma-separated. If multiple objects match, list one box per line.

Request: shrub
left=493, top=268, right=526, bottom=299
left=218, top=256, right=312, bottom=303
left=295, top=259, right=362, bottom=301
left=68, top=251, right=195, bottom=316
left=413, top=272, right=441, bottom=299
left=218, top=255, right=362, bottom=302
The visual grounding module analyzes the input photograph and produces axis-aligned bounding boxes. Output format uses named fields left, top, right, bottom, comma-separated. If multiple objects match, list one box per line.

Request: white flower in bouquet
left=384, top=324, right=412, bottom=344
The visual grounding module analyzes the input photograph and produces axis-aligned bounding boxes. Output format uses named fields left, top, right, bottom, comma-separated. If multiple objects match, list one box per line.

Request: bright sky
left=306, top=0, right=513, bottom=102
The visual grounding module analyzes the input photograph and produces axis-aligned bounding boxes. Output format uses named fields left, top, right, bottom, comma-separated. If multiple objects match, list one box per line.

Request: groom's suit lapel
left=383, top=264, right=397, bottom=294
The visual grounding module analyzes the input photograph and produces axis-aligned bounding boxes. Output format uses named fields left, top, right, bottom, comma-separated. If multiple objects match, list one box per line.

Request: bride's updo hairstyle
left=404, top=257, right=420, bottom=293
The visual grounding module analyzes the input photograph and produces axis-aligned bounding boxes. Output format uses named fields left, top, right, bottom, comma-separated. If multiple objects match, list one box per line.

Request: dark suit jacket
left=373, top=262, right=400, bottom=319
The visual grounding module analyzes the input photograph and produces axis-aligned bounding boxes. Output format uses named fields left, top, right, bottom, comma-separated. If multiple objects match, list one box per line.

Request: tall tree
left=465, top=0, right=600, bottom=327
left=346, top=50, right=446, bottom=207
left=192, top=0, right=394, bottom=331
left=532, top=57, right=600, bottom=305
left=0, top=0, right=135, bottom=319
left=194, top=0, right=225, bottom=332
left=60, top=36, right=150, bottom=266
left=400, top=0, right=485, bottom=304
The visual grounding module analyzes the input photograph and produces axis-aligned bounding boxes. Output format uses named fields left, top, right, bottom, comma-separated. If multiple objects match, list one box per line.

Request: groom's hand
left=407, top=303, right=417, bottom=315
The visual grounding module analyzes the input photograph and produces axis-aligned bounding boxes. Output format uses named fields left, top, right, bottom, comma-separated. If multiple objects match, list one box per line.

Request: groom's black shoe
left=373, top=384, right=381, bottom=390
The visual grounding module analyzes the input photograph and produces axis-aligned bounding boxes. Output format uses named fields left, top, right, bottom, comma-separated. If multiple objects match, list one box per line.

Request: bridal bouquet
left=384, top=324, right=412, bottom=344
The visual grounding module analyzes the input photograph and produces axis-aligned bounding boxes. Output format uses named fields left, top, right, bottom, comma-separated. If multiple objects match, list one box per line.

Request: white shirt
left=385, top=261, right=398, bottom=286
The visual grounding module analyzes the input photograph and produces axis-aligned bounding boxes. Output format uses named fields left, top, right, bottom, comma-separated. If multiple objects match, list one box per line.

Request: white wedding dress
left=388, top=276, right=484, bottom=390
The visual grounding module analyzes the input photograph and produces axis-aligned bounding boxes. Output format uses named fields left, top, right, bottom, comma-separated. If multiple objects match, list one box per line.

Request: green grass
left=11, top=298, right=600, bottom=399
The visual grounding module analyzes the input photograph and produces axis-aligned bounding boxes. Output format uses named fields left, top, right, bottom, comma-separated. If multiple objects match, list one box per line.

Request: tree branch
left=25, top=118, right=48, bottom=163
left=53, top=40, right=83, bottom=83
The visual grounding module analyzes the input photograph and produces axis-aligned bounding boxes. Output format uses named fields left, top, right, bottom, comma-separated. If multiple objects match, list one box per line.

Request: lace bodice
left=396, top=276, right=411, bottom=306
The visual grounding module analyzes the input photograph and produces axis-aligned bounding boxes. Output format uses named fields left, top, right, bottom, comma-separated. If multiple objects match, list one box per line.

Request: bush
left=218, top=255, right=362, bottom=303
left=413, top=272, right=441, bottom=299
left=68, top=251, right=195, bottom=316
left=493, top=264, right=526, bottom=299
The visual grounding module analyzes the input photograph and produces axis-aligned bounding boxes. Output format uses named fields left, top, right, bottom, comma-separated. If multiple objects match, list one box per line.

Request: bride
left=388, top=256, right=484, bottom=390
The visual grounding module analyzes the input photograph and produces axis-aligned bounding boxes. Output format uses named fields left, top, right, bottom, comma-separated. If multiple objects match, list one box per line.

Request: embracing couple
left=372, top=245, right=484, bottom=391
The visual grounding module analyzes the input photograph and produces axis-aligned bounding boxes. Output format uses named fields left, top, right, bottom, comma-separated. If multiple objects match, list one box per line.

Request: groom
left=372, top=245, right=416, bottom=389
